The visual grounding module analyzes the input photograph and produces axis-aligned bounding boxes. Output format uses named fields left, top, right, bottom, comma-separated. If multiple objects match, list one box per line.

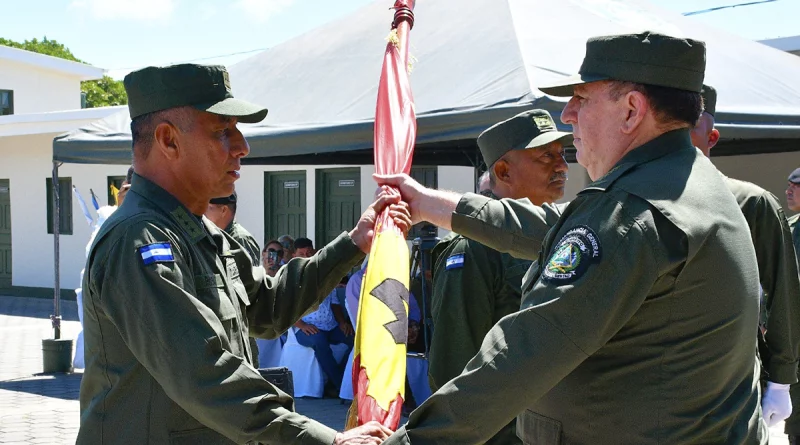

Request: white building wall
left=0, top=133, right=129, bottom=291
left=0, top=59, right=83, bottom=114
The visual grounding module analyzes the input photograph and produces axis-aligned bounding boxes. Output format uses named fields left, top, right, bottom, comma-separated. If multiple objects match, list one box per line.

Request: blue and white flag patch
left=445, top=253, right=465, bottom=270
left=139, top=242, right=175, bottom=266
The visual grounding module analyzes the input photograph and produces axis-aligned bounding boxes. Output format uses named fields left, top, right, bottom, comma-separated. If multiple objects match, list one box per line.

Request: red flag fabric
left=349, top=0, right=417, bottom=431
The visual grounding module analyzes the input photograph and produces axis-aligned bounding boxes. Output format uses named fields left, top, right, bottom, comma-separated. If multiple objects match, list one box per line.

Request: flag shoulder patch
left=139, top=242, right=175, bottom=266
left=445, top=253, right=465, bottom=270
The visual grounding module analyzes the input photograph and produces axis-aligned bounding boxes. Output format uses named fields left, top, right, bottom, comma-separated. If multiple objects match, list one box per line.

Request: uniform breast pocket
left=517, top=410, right=562, bottom=445
left=195, top=274, right=238, bottom=327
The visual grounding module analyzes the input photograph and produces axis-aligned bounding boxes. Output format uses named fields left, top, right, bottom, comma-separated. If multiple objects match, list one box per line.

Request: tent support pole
left=51, top=161, right=61, bottom=340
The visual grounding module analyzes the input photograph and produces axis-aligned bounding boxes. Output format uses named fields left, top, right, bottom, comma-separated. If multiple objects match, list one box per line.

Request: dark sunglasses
left=267, top=248, right=284, bottom=257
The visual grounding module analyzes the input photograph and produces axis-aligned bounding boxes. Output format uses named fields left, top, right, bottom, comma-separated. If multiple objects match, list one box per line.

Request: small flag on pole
left=89, top=188, right=100, bottom=211
left=73, top=185, right=94, bottom=227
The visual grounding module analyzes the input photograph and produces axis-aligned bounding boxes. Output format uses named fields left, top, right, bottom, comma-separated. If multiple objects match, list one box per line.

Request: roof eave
left=0, top=45, right=106, bottom=81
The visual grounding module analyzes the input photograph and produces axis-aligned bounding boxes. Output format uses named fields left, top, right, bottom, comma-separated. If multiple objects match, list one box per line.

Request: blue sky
left=2, top=0, right=797, bottom=79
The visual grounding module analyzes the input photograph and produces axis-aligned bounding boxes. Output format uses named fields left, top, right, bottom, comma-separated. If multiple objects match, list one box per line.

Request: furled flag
left=89, top=188, right=100, bottom=211
left=72, top=185, right=94, bottom=227
left=109, top=184, right=120, bottom=206
left=348, top=0, right=417, bottom=431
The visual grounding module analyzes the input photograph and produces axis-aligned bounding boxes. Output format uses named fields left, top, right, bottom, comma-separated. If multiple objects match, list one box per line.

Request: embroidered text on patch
left=542, top=225, right=601, bottom=283
left=445, top=254, right=465, bottom=270
left=139, top=242, right=175, bottom=266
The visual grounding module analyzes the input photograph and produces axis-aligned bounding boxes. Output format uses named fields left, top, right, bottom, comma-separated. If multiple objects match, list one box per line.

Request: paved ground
left=0, top=295, right=792, bottom=444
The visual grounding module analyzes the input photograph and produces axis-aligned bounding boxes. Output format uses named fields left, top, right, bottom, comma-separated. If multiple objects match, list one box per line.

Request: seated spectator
left=294, top=237, right=315, bottom=258
left=277, top=234, right=295, bottom=263
left=294, top=284, right=354, bottom=396
left=261, top=240, right=284, bottom=277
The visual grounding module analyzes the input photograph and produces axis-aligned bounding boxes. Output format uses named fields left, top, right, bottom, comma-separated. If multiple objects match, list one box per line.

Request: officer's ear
left=153, top=120, right=181, bottom=160
left=707, top=128, right=720, bottom=150
left=619, top=89, right=648, bottom=135
left=492, top=158, right=512, bottom=184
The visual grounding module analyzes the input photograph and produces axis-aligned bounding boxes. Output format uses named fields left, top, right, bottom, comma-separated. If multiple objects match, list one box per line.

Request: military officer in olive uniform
left=205, top=190, right=264, bottom=368
left=782, top=167, right=800, bottom=444
left=378, top=31, right=764, bottom=444
left=691, top=85, right=800, bottom=427
left=206, top=191, right=262, bottom=268
left=79, top=64, right=409, bottom=444
left=428, top=110, right=571, bottom=445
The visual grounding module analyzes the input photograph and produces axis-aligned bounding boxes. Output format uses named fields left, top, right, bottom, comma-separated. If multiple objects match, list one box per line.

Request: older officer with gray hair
left=379, top=31, right=764, bottom=444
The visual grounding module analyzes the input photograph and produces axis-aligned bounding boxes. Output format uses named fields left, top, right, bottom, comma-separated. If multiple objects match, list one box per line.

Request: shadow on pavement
left=0, top=296, right=80, bottom=322
left=0, top=373, right=82, bottom=401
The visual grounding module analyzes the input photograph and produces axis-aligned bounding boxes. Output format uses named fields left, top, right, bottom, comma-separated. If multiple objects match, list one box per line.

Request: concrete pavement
left=0, top=295, right=792, bottom=444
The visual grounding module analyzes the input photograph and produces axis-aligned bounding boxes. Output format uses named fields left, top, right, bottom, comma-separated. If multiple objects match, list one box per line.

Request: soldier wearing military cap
left=428, top=109, right=571, bottom=445
left=78, top=63, right=409, bottom=444
left=205, top=190, right=265, bottom=368
left=691, top=84, right=800, bottom=431
left=206, top=190, right=262, bottom=269
left=378, top=31, right=765, bottom=444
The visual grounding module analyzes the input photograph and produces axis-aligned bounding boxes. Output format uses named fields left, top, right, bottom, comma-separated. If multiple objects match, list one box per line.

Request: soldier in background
left=691, top=85, right=800, bottom=428
left=427, top=109, right=571, bottom=444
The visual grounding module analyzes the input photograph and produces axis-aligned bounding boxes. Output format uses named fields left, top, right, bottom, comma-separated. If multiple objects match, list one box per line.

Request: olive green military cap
left=478, top=109, right=572, bottom=167
left=701, top=84, right=717, bottom=117
left=539, top=31, right=706, bottom=96
left=124, top=63, right=268, bottom=123
left=789, top=168, right=800, bottom=184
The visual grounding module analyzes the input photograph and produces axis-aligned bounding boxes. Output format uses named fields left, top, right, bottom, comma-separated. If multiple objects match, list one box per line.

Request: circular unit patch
left=542, top=225, right=601, bottom=283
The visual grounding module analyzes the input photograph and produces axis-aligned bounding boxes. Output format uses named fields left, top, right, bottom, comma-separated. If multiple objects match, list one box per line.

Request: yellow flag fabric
left=352, top=227, right=410, bottom=429
left=109, top=184, right=120, bottom=206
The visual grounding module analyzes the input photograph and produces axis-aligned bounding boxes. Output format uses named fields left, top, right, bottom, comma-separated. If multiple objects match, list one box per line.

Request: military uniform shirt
left=724, top=177, right=800, bottom=384
left=385, top=130, right=764, bottom=445
left=428, top=231, right=533, bottom=445
left=782, top=212, right=800, bottom=436
left=226, top=219, right=262, bottom=268
left=223, top=220, right=263, bottom=368
left=78, top=174, right=363, bottom=445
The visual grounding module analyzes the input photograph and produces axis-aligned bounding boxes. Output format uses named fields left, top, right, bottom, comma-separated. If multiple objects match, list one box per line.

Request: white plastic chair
left=279, top=327, right=349, bottom=398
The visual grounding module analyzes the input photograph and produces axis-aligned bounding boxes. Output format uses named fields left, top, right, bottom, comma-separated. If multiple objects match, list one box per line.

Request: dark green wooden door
left=0, top=180, right=11, bottom=288
left=264, top=171, right=306, bottom=245
left=316, top=168, right=361, bottom=247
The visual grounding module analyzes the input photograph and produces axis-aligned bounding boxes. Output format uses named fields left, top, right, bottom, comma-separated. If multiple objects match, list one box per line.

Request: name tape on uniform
left=445, top=253, right=465, bottom=270
left=139, top=242, right=175, bottom=266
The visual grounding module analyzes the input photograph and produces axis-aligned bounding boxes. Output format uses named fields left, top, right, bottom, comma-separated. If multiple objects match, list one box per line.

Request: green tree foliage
left=0, top=36, right=127, bottom=108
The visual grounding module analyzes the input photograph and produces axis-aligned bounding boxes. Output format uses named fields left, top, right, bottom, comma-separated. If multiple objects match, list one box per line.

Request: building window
left=407, top=166, right=438, bottom=240
left=0, top=90, right=12, bottom=116
left=46, top=178, right=73, bottom=235
left=107, top=176, right=125, bottom=206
